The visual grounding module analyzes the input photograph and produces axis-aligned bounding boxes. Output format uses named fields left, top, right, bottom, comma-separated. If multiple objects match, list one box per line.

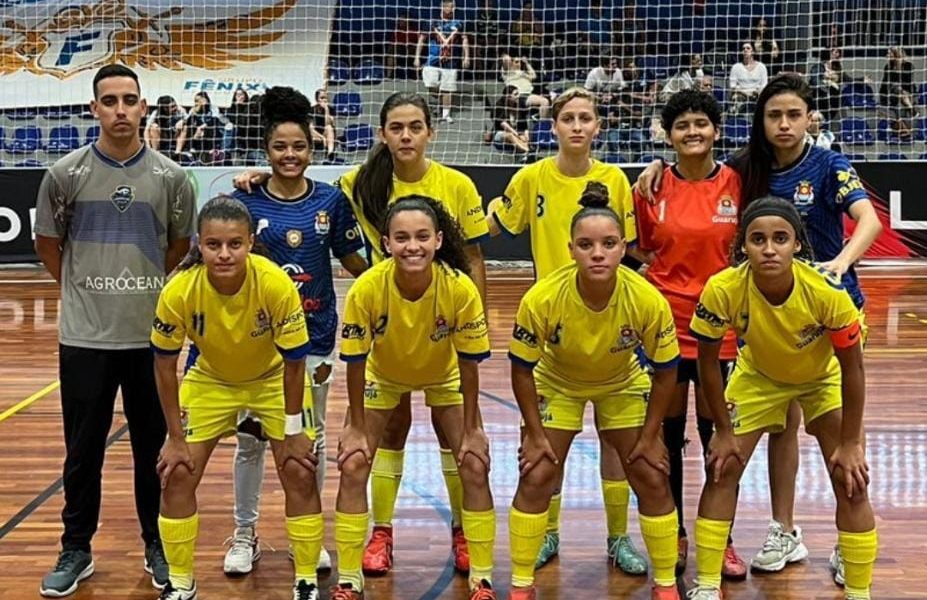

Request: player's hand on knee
left=517, top=431, right=558, bottom=477
left=706, top=430, right=745, bottom=483
left=628, top=436, right=670, bottom=475
left=828, top=441, right=870, bottom=499
left=157, top=437, right=195, bottom=489
left=459, top=427, right=492, bottom=471
left=337, top=423, right=371, bottom=469
left=282, top=433, right=318, bottom=473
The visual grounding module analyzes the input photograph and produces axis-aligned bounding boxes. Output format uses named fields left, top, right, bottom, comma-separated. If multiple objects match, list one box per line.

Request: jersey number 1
left=192, top=312, right=206, bottom=336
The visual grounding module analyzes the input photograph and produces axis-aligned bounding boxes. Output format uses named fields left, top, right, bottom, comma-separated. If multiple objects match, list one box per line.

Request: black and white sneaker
left=145, top=540, right=170, bottom=590
left=159, top=581, right=197, bottom=600
left=293, top=579, right=320, bottom=600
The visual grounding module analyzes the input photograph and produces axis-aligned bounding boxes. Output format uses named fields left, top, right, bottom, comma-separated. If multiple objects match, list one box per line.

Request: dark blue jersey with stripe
left=233, top=180, right=363, bottom=356
left=768, top=143, right=869, bottom=307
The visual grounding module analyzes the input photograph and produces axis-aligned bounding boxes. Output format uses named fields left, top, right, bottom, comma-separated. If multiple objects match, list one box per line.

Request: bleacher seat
left=603, top=153, right=629, bottom=164
left=844, top=153, right=865, bottom=161
left=878, top=152, right=907, bottom=160
left=712, top=87, right=727, bottom=107
left=328, top=59, right=351, bottom=86
left=912, top=115, right=927, bottom=141
left=85, top=125, right=101, bottom=144
left=841, top=82, right=877, bottom=109
left=15, top=158, right=44, bottom=167
left=8, top=126, right=42, bottom=153
left=333, top=91, right=362, bottom=117
left=919, top=153, right=927, bottom=160
left=839, top=117, right=874, bottom=146
left=353, top=59, right=384, bottom=85
left=43, top=105, right=78, bottom=120
left=341, top=123, right=374, bottom=152
left=723, top=117, right=750, bottom=146
left=0, top=126, right=5, bottom=151
left=917, top=82, right=927, bottom=107
left=46, top=125, right=82, bottom=153
left=876, top=119, right=913, bottom=144
left=7, top=107, right=37, bottom=121
left=639, top=154, right=667, bottom=163
left=530, top=120, right=558, bottom=151
left=612, top=128, right=646, bottom=150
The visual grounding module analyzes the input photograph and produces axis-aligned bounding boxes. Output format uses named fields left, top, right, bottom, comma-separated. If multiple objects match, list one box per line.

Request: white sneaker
left=317, top=546, right=332, bottom=571
left=686, top=584, right=722, bottom=600
left=750, top=520, right=809, bottom=572
left=829, top=544, right=846, bottom=586
left=159, top=581, right=197, bottom=600
left=440, top=115, right=454, bottom=124
left=223, top=526, right=262, bottom=575
left=293, top=579, right=320, bottom=600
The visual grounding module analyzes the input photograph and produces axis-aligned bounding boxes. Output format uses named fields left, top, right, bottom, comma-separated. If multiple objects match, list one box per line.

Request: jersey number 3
left=536, top=194, right=546, bottom=218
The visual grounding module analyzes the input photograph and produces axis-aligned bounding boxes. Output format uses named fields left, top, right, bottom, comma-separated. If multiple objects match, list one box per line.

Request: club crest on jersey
left=251, top=308, right=271, bottom=337
left=315, top=211, right=330, bottom=235
left=430, top=315, right=451, bottom=342
left=797, top=323, right=825, bottom=349
left=110, top=185, right=135, bottom=212
left=713, top=195, right=738, bottom=224
left=613, top=325, right=641, bottom=352
left=793, top=181, right=815, bottom=207
left=286, top=229, right=303, bottom=248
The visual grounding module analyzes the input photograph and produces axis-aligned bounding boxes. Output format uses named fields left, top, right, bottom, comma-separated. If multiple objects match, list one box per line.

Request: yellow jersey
left=509, top=263, right=680, bottom=396
left=335, top=161, right=489, bottom=264
left=339, top=259, right=490, bottom=388
left=493, top=157, right=637, bottom=279
left=689, top=260, right=860, bottom=385
left=151, top=254, right=310, bottom=384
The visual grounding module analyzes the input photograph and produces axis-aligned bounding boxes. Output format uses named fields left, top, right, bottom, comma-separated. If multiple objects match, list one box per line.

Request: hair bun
left=261, top=86, right=311, bottom=126
left=578, top=181, right=610, bottom=209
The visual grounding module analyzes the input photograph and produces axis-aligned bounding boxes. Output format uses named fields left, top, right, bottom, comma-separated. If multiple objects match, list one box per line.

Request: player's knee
left=280, top=460, right=317, bottom=495
left=162, top=466, right=197, bottom=503
left=457, top=452, right=490, bottom=488
left=830, top=469, right=871, bottom=506
left=519, top=461, right=559, bottom=499
left=339, top=452, right=372, bottom=488
left=628, top=461, right=670, bottom=499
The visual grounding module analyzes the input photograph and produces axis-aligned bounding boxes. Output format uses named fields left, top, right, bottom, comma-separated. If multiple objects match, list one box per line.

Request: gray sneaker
left=39, top=549, right=94, bottom=597
left=145, top=540, right=170, bottom=590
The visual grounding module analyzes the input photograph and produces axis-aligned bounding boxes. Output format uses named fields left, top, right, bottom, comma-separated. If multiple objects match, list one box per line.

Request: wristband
left=285, top=413, right=303, bottom=436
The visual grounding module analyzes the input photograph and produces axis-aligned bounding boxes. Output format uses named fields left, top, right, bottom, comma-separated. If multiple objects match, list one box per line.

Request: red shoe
left=330, top=583, right=363, bottom=599
left=468, top=579, right=497, bottom=600
left=452, top=525, right=470, bottom=573
left=651, top=584, right=681, bottom=600
left=721, top=544, right=747, bottom=580
left=508, top=585, right=537, bottom=600
left=362, top=526, right=394, bottom=576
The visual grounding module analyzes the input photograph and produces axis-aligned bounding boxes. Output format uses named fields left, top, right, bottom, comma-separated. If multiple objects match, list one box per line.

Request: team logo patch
left=713, top=195, right=738, bottom=224
left=250, top=308, right=271, bottom=337
left=797, top=323, right=825, bottom=349
left=615, top=325, right=641, bottom=351
left=430, top=315, right=451, bottom=342
left=793, top=181, right=815, bottom=207
left=286, top=229, right=303, bottom=248
left=314, top=210, right=330, bottom=235
left=110, top=185, right=135, bottom=212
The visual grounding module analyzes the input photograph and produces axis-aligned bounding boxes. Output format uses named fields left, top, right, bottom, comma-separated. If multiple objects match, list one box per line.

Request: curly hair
left=261, top=85, right=313, bottom=145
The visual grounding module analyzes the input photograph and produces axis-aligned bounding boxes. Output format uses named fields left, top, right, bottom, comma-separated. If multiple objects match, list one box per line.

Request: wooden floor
left=0, top=266, right=925, bottom=599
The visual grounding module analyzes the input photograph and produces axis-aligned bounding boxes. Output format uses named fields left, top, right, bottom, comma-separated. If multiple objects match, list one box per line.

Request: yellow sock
left=509, top=507, right=547, bottom=588
left=640, top=511, right=679, bottom=587
left=839, top=528, right=878, bottom=598
left=440, top=448, right=464, bottom=528
left=603, top=479, right=630, bottom=537
left=158, top=513, right=199, bottom=590
left=461, top=508, right=496, bottom=587
left=694, top=517, right=732, bottom=589
left=335, top=511, right=369, bottom=591
left=370, top=448, right=404, bottom=527
left=287, top=513, right=323, bottom=583
left=546, top=493, right=562, bottom=534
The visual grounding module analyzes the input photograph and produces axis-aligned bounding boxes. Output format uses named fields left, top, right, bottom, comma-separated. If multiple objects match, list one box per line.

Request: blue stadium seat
left=353, top=59, right=384, bottom=85
left=46, top=125, right=82, bottom=153
left=876, top=118, right=913, bottom=143
left=333, top=91, right=363, bottom=117
left=7, top=107, right=37, bottom=121
left=917, top=82, right=927, bottom=106
left=920, top=153, right=927, bottom=160
left=839, top=117, right=874, bottom=146
left=638, top=154, right=667, bottom=163
left=841, top=82, right=877, bottom=109
left=328, top=59, right=351, bottom=86
left=15, top=158, right=44, bottom=167
left=8, top=126, right=42, bottom=153
left=530, top=120, right=558, bottom=151
left=712, top=87, right=727, bottom=106
left=723, top=117, right=750, bottom=146
left=913, top=115, right=927, bottom=141
left=85, top=125, right=101, bottom=144
left=0, top=126, right=5, bottom=151
left=878, top=152, right=907, bottom=160
left=43, top=105, right=79, bottom=120
left=603, top=152, right=629, bottom=164
left=844, top=153, right=865, bottom=161
left=612, top=128, right=646, bottom=150
left=341, top=123, right=374, bottom=152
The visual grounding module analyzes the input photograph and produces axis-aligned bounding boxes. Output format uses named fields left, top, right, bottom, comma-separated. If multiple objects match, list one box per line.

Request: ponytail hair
left=730, top=195, right=815, bottom=265
left=570, top=181, right=623, bottom=236
left=178, top=195, right=254, bottom=270
left=354, top=92, right=433, bottom=234
left=731, top=73, right=814, bottom=204
left=383, top=195, right=471, bottom=276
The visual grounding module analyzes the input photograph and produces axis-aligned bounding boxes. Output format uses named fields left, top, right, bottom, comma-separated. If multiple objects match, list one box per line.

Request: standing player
left=332, top=196, right=496, bottom=600
left=633, top=89, right=745, bottom=578
left=486, top=87, right=648, bottom=575
left=153, top=196, right=324, bottom=600
left=686, top=197, right=877, bottom=600
left=221, top=86, right=367, bottom=576
left=235, top=91, right=489, bottom=576
left=414, top=0, right=470, bottom=123
left=34, top=64, right=195, bottom=598
left=507, top=185, right=682, bottom=600
left=634, top=74, right=881, bottom=581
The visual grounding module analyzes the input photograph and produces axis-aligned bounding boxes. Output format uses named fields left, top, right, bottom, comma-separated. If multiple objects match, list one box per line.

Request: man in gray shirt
left=34, top=64, right=196, bottom=598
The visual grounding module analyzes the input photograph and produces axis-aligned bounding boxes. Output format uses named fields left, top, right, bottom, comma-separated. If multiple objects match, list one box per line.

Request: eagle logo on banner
left=0, top=0, right=297, bottom=78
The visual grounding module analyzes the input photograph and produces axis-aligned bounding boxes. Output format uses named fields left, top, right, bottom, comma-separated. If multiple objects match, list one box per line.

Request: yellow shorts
left=724, top=359, right=842, bottom=435
left=535, top=370, right=651, bottom=432
left=363, top=376, right=462, bottom=411
left=180, top=376, right=316, bottom=443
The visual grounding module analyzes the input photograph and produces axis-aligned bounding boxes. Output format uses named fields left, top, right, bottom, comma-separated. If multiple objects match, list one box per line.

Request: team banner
left=0, top=0, right=334, bottom=108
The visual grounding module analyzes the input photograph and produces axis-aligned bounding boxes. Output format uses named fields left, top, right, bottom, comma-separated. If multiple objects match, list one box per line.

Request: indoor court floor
left=0, top=265, right=924, bottom=599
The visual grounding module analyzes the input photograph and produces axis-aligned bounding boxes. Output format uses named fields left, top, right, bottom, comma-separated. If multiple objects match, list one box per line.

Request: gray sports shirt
left=34, top=144, right=196, bottom=349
